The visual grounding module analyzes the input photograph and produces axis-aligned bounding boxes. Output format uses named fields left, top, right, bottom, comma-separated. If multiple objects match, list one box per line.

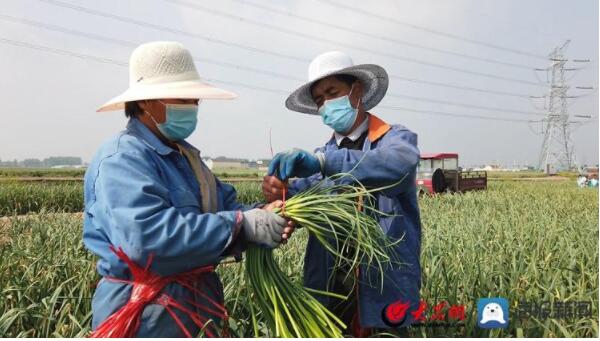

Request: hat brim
left=285, top=64, right=388, bottom=115
left=97, top=79, right=238, bottom=112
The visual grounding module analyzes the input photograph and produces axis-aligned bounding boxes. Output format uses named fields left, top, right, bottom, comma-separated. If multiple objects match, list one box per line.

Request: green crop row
left=0, top=180, right=264, bottom=217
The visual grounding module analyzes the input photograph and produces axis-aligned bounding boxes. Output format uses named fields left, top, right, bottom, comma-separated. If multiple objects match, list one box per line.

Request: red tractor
left=416, top=153, right=487, bottom=195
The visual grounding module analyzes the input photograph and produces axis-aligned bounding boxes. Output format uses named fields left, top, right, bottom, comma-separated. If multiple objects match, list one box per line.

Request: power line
left=386, top=74, right=530, bottom=98
left=39, top=0, right=542, bottom=86
left=0, top=14, right=305, bottom=82
left=0, top=14, right=540, bottom=116
left=0, top=37, right=536, bottom=124
left=0, top=37, right=293, bottom=98
left=38, top=0, right=309, bottom=63
left=164, top=0, right=540, bottom=85
left=175, top=0, right=536, bottom=70
left=378, top=105, right=537, bottom=123
left=439, top=3, right=559, bottom=47
left=24, top=2, right=540, bottom=96
left=0, top=37, right=128, bottom=66
left=317, top=0, right=547, bottom=60
left=386, top=93, right=544, bottom=116
left=0, top=14, right=136, bottom=48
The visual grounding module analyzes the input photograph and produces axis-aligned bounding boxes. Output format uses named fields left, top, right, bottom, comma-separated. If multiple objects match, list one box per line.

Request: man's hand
left=268, top=148, right=322, bottom=181
left=262, top=175, right=287, bottom=203
left=262, top=200, right=295, bottom=244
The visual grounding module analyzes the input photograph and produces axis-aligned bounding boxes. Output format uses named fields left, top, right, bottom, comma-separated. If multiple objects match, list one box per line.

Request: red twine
left=281, top=183, right=288, bottom=215
left=90, top=246, right=228, bottom=338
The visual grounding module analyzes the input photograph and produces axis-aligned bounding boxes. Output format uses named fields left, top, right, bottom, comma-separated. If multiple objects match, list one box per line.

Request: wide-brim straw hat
left=97, top=41, right=237, bottom=112
left=285, top=51, right=388, bottom=115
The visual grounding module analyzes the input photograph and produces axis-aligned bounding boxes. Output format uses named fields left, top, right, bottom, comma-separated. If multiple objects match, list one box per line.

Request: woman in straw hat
left=263, top=51, right=422, bottom=336
left=83, top=41, right=294, bottom=337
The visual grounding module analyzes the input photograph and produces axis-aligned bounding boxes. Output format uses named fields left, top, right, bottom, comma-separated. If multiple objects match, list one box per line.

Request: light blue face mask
left=146, top=101, right=199, bottom=141
left=318, top=85, right=359, bottom=134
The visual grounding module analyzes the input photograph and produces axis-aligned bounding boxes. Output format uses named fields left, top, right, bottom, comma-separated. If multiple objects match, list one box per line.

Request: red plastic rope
left=281, top=183, right=287, bottom=215
left=89, top=246, right=227, bottom=338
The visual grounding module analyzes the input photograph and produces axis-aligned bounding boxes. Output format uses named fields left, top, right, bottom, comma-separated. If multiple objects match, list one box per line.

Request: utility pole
left=535, top=40, right=591, bottom=173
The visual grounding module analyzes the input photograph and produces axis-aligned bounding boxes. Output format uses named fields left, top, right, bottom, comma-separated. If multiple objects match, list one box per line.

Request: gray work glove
left=242, top=208, right=287, bottom=248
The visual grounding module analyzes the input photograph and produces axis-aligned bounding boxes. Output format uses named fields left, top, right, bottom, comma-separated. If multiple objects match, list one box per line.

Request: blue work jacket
left=83, top=118, right=251, bottom=337
left=288, top=114, right=422, bottom=329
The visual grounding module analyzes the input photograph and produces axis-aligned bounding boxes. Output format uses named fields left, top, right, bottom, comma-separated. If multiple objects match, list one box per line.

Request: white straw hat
left=285, top=51, right=388, bottom=115
left=97, top=41, right=237, bottom=112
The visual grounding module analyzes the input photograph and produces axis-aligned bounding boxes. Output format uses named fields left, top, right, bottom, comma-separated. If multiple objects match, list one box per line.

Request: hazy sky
left=1, top=0, right=598, bottom=167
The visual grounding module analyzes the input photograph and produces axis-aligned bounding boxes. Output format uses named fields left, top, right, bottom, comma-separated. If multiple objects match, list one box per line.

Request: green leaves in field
left=0, top=180, right=597, bottom=337
left=0, top=213, right=95, bottom=337
left=0, top=182, right=83, bottom=216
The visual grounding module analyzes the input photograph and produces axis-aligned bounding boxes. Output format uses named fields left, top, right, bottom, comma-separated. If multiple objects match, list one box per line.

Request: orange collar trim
left=367, top=114, right=391, bottom=142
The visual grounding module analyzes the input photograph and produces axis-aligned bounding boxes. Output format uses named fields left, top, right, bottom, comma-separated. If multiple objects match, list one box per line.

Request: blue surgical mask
left=146, top=101, right=199, bottom=141
left=318, top=85, right=359, bottom=134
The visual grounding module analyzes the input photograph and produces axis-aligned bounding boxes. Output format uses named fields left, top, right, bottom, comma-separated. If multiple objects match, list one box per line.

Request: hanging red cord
left=281, top=182, right=287, bottom=215
left=90, top=246, right=228, bottom=338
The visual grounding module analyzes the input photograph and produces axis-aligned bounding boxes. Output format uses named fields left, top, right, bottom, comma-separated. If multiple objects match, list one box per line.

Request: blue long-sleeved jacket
left=83, top=118, right=251, bottom=337
left=288, top=114, right=422, bottom=329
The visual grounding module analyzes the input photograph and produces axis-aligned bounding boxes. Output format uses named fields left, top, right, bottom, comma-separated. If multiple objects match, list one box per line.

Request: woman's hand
left=262, top=200, right=295, bottom=244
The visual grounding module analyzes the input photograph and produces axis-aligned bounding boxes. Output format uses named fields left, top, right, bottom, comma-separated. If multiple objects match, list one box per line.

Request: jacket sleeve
left=287, top=172, right=322, bottom=196
left=216, top=178, right=263, bottom=212
left=90, top=150, right=243, bottom=275
left=215, top=178, right=266, bottom=260
left=321, top=128, right=419, bottom=196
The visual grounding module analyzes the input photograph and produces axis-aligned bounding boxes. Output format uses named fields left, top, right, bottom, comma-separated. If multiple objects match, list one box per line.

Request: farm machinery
left=416, top=153, right=487, bottom=195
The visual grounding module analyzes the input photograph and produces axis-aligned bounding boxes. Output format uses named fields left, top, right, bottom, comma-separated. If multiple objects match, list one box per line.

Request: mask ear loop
left=142, top=100, right=162, bottom=126
left=349, top=83, right=362, bottom=111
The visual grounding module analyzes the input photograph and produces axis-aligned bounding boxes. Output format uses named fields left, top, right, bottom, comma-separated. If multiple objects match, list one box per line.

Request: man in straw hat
left=83, top=41, right=294, bottom=337
left=263, top=51, right=422, bottom=336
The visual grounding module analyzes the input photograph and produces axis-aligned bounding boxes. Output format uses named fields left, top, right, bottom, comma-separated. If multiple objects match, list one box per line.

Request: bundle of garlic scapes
left=245, top=174, right=401, bottom=337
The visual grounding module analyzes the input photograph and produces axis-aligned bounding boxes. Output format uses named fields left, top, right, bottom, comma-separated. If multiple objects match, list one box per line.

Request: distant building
left=246, top=159, right=271, bottom=171
left=210, top=156, right=247, bottom=169
left=473, top=164, right=501, bottom=171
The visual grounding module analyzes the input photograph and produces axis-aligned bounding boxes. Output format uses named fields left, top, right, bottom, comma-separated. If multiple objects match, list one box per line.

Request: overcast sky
left=1, top=0, right=598, bottom=167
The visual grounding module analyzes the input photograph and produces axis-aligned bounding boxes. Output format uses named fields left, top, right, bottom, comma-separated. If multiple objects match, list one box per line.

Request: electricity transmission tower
left=534, top=40, right=591, bottom=173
